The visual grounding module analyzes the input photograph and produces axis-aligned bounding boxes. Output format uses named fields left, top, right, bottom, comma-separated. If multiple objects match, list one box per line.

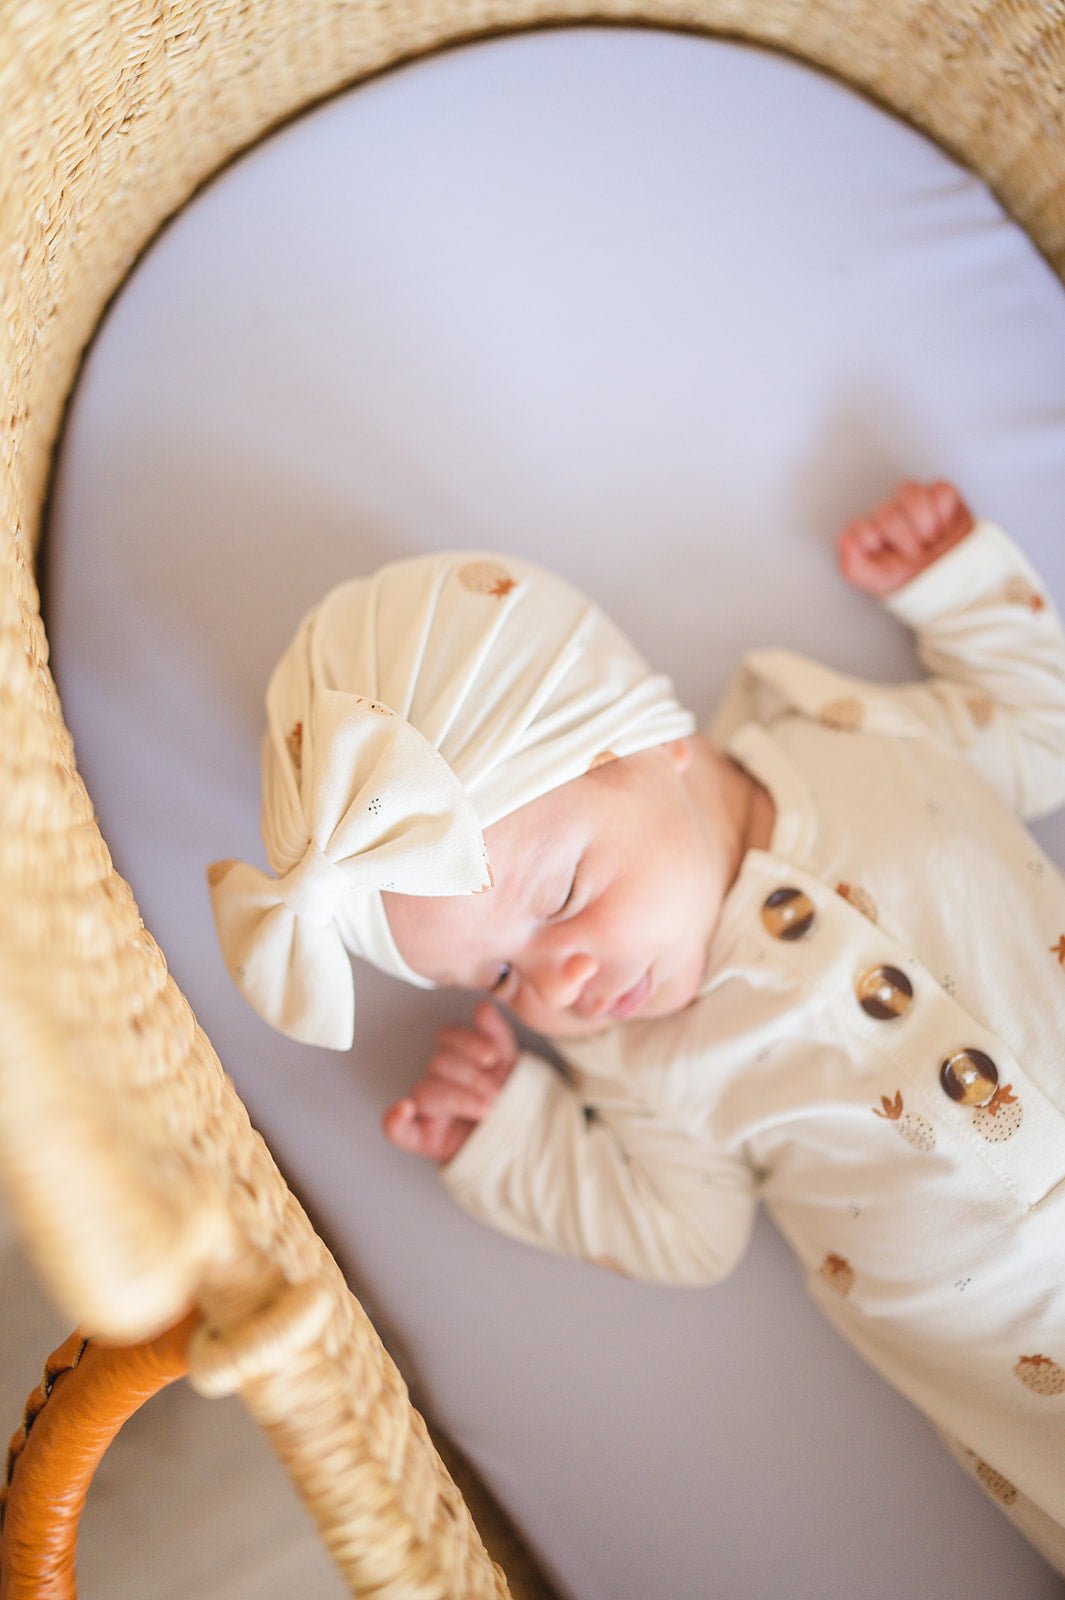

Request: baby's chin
left=640, top=971, right=705, bottom=1022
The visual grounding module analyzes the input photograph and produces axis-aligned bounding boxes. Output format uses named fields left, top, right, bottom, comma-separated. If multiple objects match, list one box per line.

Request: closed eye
left=487, top=860, right=580, bottom=994
left=550, top=864, right=580, bottom=920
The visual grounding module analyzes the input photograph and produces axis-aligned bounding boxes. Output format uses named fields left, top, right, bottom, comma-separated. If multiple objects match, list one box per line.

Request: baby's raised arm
left=835, top=478, right=1065, bottom=821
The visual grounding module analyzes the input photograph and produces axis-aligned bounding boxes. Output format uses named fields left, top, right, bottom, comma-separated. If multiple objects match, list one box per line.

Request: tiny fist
left=838, top=478, right=975, bottom=598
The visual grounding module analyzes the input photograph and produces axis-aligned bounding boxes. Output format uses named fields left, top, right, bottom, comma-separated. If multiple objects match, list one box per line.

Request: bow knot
left=278, top=842, right=351, bottom=926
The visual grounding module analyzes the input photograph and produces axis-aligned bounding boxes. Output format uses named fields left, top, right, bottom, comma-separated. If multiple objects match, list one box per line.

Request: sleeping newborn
left=210, top=480, right=1065, bottom=1573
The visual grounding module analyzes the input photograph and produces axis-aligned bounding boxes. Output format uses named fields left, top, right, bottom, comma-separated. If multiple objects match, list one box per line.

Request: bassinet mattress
left=43, top=25, right=1065, bottom=1599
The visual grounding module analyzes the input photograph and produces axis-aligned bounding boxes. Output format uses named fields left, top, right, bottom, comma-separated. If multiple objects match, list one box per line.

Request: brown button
left=856, top=965, right=913, bottom=1019
left=760, top=887, right=815, bottom=940
left=940, top=1048, right=999, bottom=1107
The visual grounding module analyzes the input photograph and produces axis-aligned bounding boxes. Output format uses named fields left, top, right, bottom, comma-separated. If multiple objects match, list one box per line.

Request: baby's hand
left=837, top=479, right=975, bottom=598
left=383, top=1001, right=518, bottom=1165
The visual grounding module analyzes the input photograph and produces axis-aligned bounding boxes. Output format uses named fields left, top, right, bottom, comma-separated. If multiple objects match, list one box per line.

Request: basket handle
left=1, top=1312, right=196, bottom=1599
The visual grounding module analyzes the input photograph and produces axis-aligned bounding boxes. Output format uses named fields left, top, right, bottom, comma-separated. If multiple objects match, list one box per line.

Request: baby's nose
left=534, top=952, right=598, bottom=1011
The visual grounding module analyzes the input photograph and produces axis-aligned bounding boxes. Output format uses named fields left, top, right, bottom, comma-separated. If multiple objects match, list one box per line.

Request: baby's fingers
left=383, top=1098, right=434, bottom=1156
left=930, top=479, right=975, bottom=542
left=427, top=1047, right=502, bottom=1098
left=892, top=480, right=944, bottom=544
left=837, top=527, right=912, bottom=597
left=435, top=1023, right=503, bottom=1070
left=472, top=1001, right=518, bottom=1067
left=838, top=478, right=976, bottom=597
left=893, top=478, right=973, bottom=547
left=872, top=499, right=924, bottom=558
left=383, top=1098, right=472, bottom=1165
left=841, top=517, right=884, bottom=557
left=411, top=1075, right=496, bottom=1124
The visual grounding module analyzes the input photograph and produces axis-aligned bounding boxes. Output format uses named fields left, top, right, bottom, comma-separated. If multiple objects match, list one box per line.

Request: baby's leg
left=934, top=1425, right=1065, bottom=1578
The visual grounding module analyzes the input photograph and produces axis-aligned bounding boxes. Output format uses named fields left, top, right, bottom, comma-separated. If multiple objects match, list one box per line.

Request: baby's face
left=383, top=737, right=744, bottom=1038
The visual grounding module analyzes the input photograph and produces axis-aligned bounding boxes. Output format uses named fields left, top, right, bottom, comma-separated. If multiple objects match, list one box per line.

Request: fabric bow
left=208, top=688, right=489, bottom=1048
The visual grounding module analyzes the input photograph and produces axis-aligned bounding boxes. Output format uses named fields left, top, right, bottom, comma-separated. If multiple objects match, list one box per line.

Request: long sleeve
left=440, top=1049, right=757, bottom=1286
left=882, top=519, right=1065, bottom=820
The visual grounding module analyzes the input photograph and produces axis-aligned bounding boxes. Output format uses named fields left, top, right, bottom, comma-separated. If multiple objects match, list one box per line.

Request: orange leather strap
left=1, top=1313, right=196, bottom=1599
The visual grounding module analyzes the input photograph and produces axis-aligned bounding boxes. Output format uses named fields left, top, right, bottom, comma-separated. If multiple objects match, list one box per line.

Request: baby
left=210, top=480, right=1065, bottom=1573
left=381, top=482, right=974, bottom=1156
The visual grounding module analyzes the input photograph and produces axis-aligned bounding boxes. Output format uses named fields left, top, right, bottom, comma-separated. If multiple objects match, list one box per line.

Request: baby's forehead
left=384, top=805, right=565, bottom=977
left=484, top=799, right=566, bottom=895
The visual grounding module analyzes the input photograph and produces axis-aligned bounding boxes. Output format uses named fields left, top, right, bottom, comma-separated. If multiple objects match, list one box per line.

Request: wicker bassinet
left=1, top=3, right=1063, bottom=1596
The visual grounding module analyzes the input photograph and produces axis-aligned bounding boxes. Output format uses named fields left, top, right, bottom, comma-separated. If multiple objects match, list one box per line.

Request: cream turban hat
left=209, top=551, right=695, bottom=1048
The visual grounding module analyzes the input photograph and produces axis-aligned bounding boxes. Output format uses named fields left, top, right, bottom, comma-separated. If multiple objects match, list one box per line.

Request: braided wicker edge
left=2, top=1, right=1064, bottom=1596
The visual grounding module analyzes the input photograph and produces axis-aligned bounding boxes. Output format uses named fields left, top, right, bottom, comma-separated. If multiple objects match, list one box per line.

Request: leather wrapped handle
left=1, top=1313, right=197, bottom=1599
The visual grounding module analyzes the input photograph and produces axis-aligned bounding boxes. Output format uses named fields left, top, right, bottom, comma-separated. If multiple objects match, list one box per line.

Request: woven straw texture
left=1, top=2, right=1063, bottom=1595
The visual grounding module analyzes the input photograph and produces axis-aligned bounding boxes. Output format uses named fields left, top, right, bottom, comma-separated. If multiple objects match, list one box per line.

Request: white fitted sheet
left=44, top=25, right=1065, bottom=1599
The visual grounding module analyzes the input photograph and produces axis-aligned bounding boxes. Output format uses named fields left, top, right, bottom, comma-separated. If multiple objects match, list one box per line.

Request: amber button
left=940, top=1048, right=999, bottom=1107
left=760, top=887, right=815, bottom=940
left=856, top=965, right=913, bottom=1019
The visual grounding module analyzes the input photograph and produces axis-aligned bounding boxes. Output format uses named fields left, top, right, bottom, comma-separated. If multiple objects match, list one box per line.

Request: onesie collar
left=698, top=720, right=819, bottom=973
left=724, top=720, right=818, bottom=862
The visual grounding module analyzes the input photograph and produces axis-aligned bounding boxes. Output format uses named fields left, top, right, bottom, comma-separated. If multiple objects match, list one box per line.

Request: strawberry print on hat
left=819, top=1253, right=854, bottom=1297
left=458, top=560, right=518, bottom=598
left=966, top=693, right=994, bottom=729
left=590, top=1255, right=630, bottom=1277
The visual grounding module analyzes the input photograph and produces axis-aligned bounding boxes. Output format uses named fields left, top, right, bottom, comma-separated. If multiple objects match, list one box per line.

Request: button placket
left=749, top=861, right=1065, bottom=1207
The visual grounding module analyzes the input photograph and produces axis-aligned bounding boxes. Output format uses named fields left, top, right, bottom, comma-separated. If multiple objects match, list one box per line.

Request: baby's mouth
left=608, top=970, right=652, bottom=1021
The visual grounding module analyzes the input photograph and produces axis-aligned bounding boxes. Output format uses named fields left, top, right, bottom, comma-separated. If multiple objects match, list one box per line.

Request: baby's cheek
left=508, top=992, right=610, bottom=1040
left=582, top=887, right=644, bottom=951
left=662, top=959, right=709, bottom=1016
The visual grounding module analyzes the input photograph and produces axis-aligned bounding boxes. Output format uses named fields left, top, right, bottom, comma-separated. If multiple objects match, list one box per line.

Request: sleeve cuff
left=884, top=519, right=1044, bottom=629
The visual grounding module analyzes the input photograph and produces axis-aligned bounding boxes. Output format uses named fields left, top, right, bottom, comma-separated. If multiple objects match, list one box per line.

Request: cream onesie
left=441, top=518, right=1065, bottom=1570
